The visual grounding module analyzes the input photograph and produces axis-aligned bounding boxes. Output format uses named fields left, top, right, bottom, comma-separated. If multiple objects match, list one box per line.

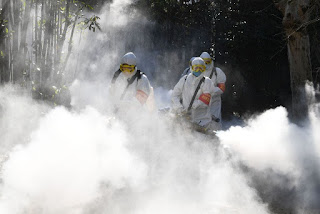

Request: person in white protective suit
left=200, top=52, right=226, bottom=130
left=180, top=57, right=196, bottom=77
left=110, top=52, right=153, bottom=111
left=171, top=57, right=216, bottom=131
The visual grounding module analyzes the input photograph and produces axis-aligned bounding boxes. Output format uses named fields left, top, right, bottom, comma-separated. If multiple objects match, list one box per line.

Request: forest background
left=0, top=0, right=319, bottom=120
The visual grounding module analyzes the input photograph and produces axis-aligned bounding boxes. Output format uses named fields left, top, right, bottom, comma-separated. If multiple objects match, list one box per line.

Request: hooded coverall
left=171, top=71, right=215, bottom=129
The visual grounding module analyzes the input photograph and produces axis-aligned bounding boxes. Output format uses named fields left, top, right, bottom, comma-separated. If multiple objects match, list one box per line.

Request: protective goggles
left=120, top=64, right=136, bottom=73
left=202, top=58, right=212, bottom=65
left=191, top=64, right=206, bottom=72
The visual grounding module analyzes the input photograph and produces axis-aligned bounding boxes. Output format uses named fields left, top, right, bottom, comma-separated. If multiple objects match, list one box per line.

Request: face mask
left=192, top=71, right=201, bottom=77
left=191, top=64, right=205, bottom=77
left=123, top=71, right=134, bottom=78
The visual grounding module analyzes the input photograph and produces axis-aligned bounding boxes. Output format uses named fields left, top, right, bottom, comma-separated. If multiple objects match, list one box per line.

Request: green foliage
left=21, top=0, right=26, bottom=8
left=73, top=1, right=94, bottom=10
left=1, top=18, right=9, bottom=38
left=31, top=81, right=70, bottom=106
left=82, top=15, right=101, bottom=32
left=80, top=1, right=94, bottom=10
left=37, top=20, right=46, bottom=28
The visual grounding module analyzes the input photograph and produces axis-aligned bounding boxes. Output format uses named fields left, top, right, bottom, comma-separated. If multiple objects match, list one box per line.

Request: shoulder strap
left=209, top=67, right=216, bottom=79
left=120, top=71, right=140, bottom=100
left=112, top=69, right=143, bottom=84
left=187, top=77, right=205, bottom=112
left=111, top=69, right=122, bottom=84
left=137, top=70, right=144, bottom=80
left=179, top=75, right=188, bottom=104
left=182, top=74, right=188, bottom=88
left=186, top=68, right=190, bottom=75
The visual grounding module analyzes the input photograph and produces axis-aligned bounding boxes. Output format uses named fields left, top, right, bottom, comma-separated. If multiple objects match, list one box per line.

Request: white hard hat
left=121, top=52, right=137, bottom=66
left=200, top=52, right=211, bottom=59
left=200, top=51, right=214, bottom=67
left=191, top=57, right=206, bottom=77
left=191, top=57, right=205, bottom=66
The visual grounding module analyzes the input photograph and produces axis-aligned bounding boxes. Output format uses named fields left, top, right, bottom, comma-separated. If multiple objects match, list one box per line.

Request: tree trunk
left=12, top=0, right=21, bottom=83
left=19, top=0, right=31, bottom=85
left=41, top=0, right=50, bottom=83
left=287, top=33, right=313, bottom=120
left=0, top=0, right=10, bottom=82
left=54, top=0, right=70, bottom=82
left=57, top=0, right=70, bottom=59
left=20, top=0, right=31, bottom=58
left=274, top=0, right=314, bottom=122
left=275, top=2, right=320, bottom=210
left=62, top=13, right=79, bottom=72
left=34, top=0, right=37, bottom=64
left=38, top=0, right=45, bottom=64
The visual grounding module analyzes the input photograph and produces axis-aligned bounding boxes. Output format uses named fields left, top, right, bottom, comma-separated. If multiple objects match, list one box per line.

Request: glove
left=176, top=107, right=184, bottom=114
left=181, top=109, right=191, bottom=120
left=181, top=108, right=190, bottom=115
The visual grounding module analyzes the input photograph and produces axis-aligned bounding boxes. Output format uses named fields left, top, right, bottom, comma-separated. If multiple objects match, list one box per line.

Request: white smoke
left=1, top=0, right=320, bottom=213
left=218, top=107, right=299, bottom=174
left=0, top=83, right=271, bottom=214
left=217, top=105, right=320, bottom=212
left=0, top=101, right=146, bottom=214
left=0, top=85, right=50, bottom=155
left=218, top=106, right=320, bottom=174
left=107, top=0, right=139, bottom=27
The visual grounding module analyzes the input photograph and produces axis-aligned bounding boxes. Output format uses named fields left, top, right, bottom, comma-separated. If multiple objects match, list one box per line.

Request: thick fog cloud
left=0, top=85, right=50, bottom=154
left=0, top=83, right=270, bottom=214
left=218, top=105, right=320, bottom=212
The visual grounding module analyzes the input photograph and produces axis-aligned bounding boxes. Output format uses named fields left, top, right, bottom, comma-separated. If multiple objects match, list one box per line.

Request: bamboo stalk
left=35, top=0, right=38, bottom=65
left=20, top=0, right=31, bottom=78
left=62, top=13, right=78, bottom=72
left=38, top=0, right=45, bottom=63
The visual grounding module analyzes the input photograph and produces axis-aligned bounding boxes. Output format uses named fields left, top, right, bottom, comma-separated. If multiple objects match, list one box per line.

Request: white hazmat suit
left=171, top=57, right=215, bottom=128
left=110, top=52, right=152, bottom=110
left=200, top=52, right=226, bottom=130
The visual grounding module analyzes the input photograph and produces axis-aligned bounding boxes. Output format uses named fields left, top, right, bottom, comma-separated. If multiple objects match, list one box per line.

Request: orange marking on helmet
left=199, top=93, right=211, bottom=105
